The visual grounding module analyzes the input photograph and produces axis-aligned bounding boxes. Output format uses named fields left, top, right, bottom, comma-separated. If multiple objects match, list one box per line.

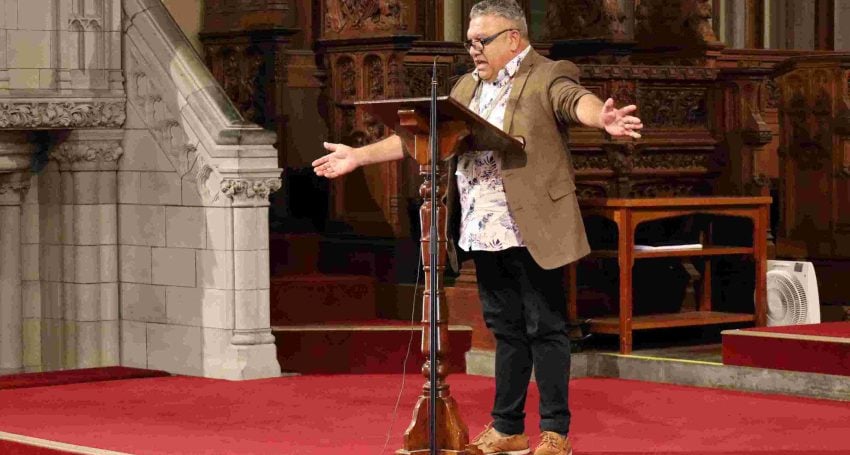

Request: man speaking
left=313, top=1, right=643, bottom=454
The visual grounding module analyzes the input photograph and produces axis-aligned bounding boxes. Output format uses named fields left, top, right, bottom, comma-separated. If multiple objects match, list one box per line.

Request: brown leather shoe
left=533, top=431, right=573, bottom=455
left=469, top=422, right=530, bottom=455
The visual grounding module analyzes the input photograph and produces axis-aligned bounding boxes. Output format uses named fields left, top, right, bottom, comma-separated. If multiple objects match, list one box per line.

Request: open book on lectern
left=356, top=96, right=525, bottom=161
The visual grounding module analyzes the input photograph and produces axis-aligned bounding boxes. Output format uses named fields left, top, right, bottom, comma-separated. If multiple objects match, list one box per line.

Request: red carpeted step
left=722, top=322, right=850, bottom=376
left=0, top=366, right=170, bottom=390
left=273, top=320, right=472, bottom=374
left=269, top=233, right=321, bottom=275
left=270, top=274, right=377, bottom=325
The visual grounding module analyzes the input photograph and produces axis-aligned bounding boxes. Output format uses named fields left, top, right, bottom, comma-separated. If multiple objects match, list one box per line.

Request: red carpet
left=0, top=374, right=849, bottom=454
left=0, top=367, right=170, bottom=390
left=722, top=322, right=850, bottom=376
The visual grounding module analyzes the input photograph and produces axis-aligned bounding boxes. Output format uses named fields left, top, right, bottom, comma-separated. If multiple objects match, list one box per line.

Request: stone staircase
left=269, top=233, right=471, bottom=374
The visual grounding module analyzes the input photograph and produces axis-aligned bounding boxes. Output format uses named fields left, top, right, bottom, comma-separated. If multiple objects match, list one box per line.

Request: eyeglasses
left=463, top=28, right=517, bottom=52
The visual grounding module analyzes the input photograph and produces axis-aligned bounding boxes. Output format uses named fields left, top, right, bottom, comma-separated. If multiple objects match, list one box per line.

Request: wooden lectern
left=357, top=96, right=523, bottom=454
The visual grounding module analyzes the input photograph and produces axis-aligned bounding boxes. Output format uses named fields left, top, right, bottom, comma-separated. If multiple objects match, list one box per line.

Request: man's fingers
left=323, top=141, right=337, bottom=152
left=618, top=104, right=637, bottom=115
left=603, top=98, right=615, bottom=110
left=312, top=156, right=328, bottom=167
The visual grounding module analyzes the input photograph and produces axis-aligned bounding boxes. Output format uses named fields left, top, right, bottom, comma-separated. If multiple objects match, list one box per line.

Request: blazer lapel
left=502, top=49, right=538, bottom=135
left=450, top=74, right=479, bottom=108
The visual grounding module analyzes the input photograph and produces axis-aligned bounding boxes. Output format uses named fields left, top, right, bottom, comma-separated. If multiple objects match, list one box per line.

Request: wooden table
left=567, top=196, right=772, bottom=354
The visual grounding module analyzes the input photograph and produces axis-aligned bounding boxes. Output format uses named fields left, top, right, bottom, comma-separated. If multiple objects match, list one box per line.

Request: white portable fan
left=766, top=260, right=821, bottom=326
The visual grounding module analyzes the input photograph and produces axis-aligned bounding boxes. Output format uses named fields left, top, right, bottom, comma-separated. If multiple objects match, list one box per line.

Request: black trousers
left=472, top=247, right=571, bottom=436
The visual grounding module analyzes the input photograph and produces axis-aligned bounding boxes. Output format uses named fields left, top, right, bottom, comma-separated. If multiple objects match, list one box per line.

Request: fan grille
left=766, top=270, right=809, bottom=325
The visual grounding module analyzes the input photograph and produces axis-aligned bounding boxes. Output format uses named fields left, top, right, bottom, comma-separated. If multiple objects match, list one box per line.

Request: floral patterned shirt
left=456, top=45, right=531, bottom=252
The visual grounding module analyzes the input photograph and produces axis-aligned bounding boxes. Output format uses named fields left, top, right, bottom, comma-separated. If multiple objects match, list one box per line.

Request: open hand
left=312, top=142, right=359, bottom=179
left=600, top=98, right=643, bottom=139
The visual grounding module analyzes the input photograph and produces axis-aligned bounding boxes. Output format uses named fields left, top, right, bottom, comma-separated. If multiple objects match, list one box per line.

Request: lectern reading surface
left=358, top=96, right=524, bottom=163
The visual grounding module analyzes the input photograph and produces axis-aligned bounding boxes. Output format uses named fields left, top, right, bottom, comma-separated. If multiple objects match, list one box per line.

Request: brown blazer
left=446, top=49, right=591, bottom=271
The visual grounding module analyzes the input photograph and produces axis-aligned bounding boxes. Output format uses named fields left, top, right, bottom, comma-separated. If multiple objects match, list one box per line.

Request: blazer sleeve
left=548, top=60, right=593, bottom=125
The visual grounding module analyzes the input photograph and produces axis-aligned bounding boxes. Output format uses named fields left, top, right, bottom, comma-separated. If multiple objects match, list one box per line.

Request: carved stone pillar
left=197, top=169, right=283, bottom=380
left=765, top=0, right=816, bottom=50
left=0, top=174, right=29, bottom=374
left=835, top=1, right=850, bottom=51
left=0, top=132, right=35, bottom=375
left=444, top=0, right=463, bottom=42
left=51, top=130, right=123, bottom=369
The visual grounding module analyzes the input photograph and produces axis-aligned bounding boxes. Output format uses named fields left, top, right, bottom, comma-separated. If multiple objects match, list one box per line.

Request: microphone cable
left=379, top=247, right=423, bottom=455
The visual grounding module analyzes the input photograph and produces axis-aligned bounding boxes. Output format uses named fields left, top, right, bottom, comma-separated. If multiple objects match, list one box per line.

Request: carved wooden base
left=396, top=383, right=481, bottom=455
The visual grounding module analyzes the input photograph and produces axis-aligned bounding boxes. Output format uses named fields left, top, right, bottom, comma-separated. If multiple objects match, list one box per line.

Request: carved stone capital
left=53, top=142, right=124, bottom=163
left=0, top=178, right=30, bottom=194
left=0, top=173, right=31, bottom=205
left=49, top=130, right=126, bottom=171
left=220, top=178, right=282, bottom=203
left=0, top=100, right=126, bottom=129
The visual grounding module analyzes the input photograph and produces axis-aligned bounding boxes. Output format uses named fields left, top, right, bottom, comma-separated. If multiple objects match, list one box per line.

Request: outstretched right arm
left=312, top=134, right=405, bottom=179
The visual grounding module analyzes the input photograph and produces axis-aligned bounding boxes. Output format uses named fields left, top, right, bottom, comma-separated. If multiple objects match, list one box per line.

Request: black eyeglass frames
left=463, top=28, right=518, bottom=51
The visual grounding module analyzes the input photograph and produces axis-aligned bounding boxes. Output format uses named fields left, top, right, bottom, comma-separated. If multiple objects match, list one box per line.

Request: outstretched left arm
left=575, top=95, right=643, bottom=139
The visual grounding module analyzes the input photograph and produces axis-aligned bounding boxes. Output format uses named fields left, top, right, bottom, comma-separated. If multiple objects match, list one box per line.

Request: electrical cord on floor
left=380, top=249, right=423, bottom=455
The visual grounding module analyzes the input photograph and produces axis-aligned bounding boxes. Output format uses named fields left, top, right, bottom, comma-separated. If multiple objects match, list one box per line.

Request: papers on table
left=634, top=243, right=703, bottom=252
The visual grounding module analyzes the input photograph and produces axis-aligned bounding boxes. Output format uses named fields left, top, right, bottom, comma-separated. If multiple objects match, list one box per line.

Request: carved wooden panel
left=774, top=54, right=850, bottom=259
left=203, top=36, right=290, bottom=130
left=322, top=0, right=414, bottom=39
left=711, top=48, right=813, bottom=213
left=324, top=45, right=406, bottom=237
left=403, top=64, right=449, bottom=98
left=638, top=86, right=708, bottom=128
left=565, top=63, right=718, bottom=199
left=200, top=28, right=306, bottom=236
left=319, top=38, right=470, bottom=237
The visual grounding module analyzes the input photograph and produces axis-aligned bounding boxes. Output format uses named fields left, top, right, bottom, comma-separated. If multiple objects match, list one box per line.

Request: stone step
left=270, top=274, right=377, bottom=325
left=272, top=320, right=472, bottom=374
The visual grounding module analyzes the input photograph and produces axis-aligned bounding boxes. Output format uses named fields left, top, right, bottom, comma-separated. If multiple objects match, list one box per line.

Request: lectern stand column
left=396, top=163, right=479, bottom=455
